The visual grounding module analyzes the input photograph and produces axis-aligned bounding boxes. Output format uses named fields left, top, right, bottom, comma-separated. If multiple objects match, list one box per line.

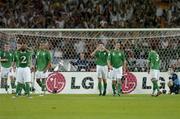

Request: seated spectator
left=168, top=68, right=180, bottom=94
left=70, top=52, right=89, bottom=71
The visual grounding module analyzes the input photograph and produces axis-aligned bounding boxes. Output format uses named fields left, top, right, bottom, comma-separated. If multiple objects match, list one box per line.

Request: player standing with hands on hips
left=107, top=42, right=126, bottom=96
left=35, top=42, right=51, bottom=96
left=91, top=42, right=109, bottom=96
left=147, top=45, right=162, bottom=97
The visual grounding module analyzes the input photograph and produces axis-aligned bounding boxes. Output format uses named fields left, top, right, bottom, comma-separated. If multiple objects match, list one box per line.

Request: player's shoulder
left=45, top=49, right=51, bottom=53
left=109, top=49, right=114, bottom=52
left=26, top=49, right=33, bottom=54
left=149, top=50, right=155, bottom=54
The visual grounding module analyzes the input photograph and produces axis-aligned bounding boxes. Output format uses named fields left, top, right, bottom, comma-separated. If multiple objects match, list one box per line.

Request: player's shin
left=102, top=79, right=107, bottom=96
left=10, top=78, right=16, bottom=94
left=152, top=80, right=156, bottom=95
left=112, top=80, right=116, bottom=95
left=10, top=79, right=16, bottom=89
left=20, top=84, right=26, bottom=95
left=98, top=78, right=102, bottom=95
left=16, top=82, right=23, bottom=96
left=36, top=78, right=42, bottom=87
left=154, top=80, right=160, bottom=92
left=41, top=78, right=46, bottom=94
left=25, top=82, right=30, bottom=96
left=3, top=78, right=9, bottom=92
left=117, top=80, right=122, bottom=95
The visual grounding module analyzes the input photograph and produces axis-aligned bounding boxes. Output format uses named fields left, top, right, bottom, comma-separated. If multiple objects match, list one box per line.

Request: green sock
left=112, top=83, right=116, bottom=94
left=103, top=82, right=107, bottom=92
left=16, top=83, right=22, bottom=96
left=21, top=84, right=26, bottom=94
left=98, top=82, right=102, bottom=94
left=152, top=81, right=156, bottom=94
left=41, top=79, right=46, bottom=91
left=11, top=79, right=16, bottom=89
left=3, top=78, right=8, bottom=92
left=19, top=83, right=25, bottom=95
left=154, top=81, right=160, bottom=92
left=25, top=83, right=30, bottom=96
left=37, top=79, right=42, bottom=88
left=117, top=83, right=122, bottom=94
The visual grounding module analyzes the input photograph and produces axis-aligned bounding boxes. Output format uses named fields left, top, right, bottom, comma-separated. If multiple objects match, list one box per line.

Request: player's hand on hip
left=108, top=65, right=113, bottom=71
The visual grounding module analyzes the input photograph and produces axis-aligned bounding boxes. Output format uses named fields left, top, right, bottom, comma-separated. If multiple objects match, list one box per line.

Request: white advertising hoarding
left=0, top=72, right=172, bottom=94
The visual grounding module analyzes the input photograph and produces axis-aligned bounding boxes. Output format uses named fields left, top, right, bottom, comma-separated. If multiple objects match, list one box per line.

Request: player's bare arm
left=107, top=60, right=112, bottom=70
left=0, top=58, right=8, bottom=62
left=90, top=45, right=100, bottom=57
left=123, top=60, right=127, bottom=72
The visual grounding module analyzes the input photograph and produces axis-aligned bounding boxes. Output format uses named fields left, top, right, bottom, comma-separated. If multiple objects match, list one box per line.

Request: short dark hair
left=98, top=40, right=104, bottom=44
left=151, top=45, right=156, bottom=50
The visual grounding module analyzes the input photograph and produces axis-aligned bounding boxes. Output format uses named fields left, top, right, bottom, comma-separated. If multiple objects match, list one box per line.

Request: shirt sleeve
left=122, top=51, right=126, bottom=63
left=47, top=51, right=52, bottom=63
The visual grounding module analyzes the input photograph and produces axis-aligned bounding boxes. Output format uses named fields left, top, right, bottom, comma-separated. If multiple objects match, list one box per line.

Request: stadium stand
left=0, top=0, right=179, bottom=28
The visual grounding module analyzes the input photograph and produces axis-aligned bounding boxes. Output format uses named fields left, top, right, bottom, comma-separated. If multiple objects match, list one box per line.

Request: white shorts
left=1, top=67, right=10, bottom=78
left=9, top=68, right=16, bottom=78
left=16, top=67, right=31, bottom=83
left=36, top=70, right=48, bottom=79
left=109, top=66, right=123, bottom=80
left=150, top=69, right=160, bottom=80
left=96, top=65, right=108, bottom=79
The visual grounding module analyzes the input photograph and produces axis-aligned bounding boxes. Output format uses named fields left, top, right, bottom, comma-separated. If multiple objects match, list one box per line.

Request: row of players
left=0, top=41, right=162, bottom=97
left=0, top=42, right=51, bottom=97
left=91, top=41, right=163, bottom=96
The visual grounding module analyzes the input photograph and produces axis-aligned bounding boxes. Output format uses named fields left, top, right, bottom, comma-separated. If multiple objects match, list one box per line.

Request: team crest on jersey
left=46, top=72, right=66, bottom=93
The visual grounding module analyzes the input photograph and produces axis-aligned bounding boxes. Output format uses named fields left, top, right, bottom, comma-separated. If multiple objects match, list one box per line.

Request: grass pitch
left=0, top=94, right=180, bottom=119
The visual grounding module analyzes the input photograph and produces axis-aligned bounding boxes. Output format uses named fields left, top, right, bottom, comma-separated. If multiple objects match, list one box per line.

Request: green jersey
left=148, top=50, right=160, bottom=70
left=15, top=50, right=32, bottom=68
left=108, top=49, right=125, bottom=68
left=36, top=49, right=51, bottom=71
left=0, top=50, right=14, bottom=68
left=94, top=50, right=108, bottom=66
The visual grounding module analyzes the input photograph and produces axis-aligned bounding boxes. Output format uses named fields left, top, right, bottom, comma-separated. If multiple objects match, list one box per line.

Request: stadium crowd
left=0, top=0, right=180, bottom=28
left=49, top=37, right=180, bottom=72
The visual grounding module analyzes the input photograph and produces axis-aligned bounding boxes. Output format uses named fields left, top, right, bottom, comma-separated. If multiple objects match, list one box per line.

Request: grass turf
left=0, top=94, right=180, bottom=119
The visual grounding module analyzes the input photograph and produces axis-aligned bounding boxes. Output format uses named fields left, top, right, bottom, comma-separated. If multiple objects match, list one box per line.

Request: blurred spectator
left=168, top=68, right=180, bottom=94
left=70, top=52, right=89, bottom=71
left=74, top=40, right=87, bottom=56
left=0, top=0, right=179, bottom=28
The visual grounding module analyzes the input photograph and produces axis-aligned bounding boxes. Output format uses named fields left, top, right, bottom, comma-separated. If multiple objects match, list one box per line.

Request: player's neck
left=114, top=48, right=119, bottom=51
left=40, top=48, right=46, bottom=51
